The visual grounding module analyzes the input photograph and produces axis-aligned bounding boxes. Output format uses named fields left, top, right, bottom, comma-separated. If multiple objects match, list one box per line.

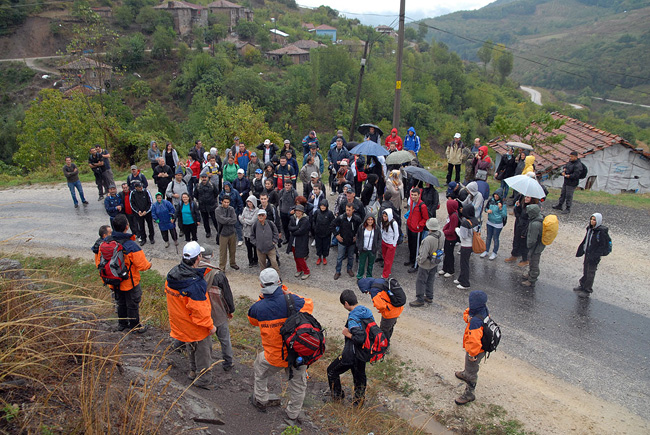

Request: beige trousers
left=253, top=352, right=307, bottom=419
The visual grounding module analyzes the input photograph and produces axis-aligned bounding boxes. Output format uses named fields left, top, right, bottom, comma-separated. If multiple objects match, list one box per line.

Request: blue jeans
left=336, top=244, right=355, bottom=273
left=67, top=180, right=86, bottom=205
left=485, top=224, right=502, bottom=253
left=235, top=219, right=243, bottom=241
left=500, top=180, right=509, bottom=198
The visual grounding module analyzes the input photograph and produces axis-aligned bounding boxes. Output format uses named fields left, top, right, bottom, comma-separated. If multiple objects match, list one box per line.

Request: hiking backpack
left=97, top=237, right=131, bottom=288
left=578, top=162, right=588, bottom=180
left=372, top=277, right=406, bottom=308
left=599, top=227, right=612, bottom=256
left=360, top=318, right=390, bottom=363
left=541, top=214, right=559, bottom=246
left=280, top=293, right=326, bottom=377
left=478, top=314, right=501, bottom=357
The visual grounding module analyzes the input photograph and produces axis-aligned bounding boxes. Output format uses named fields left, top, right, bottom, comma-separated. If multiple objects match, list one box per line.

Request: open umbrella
left=345, top=141, right=358, bottom=151
left=404, top=166, right=439, bottom=187
left=504, top=174, right=546, bottom=198
left=505, top=141, right=534, bottom=151
left=385, top=150, right=415, bottom=165
left=349, top=140, right=389, bottom=157
left=357, top=123, right=384, bottom=138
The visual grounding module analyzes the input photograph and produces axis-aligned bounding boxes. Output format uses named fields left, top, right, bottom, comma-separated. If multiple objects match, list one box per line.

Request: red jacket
left=407, top=199, right=428, bottom=233
left=443, top=199, right=459, bottom=241
left=384, top=129, right=403, bottom=150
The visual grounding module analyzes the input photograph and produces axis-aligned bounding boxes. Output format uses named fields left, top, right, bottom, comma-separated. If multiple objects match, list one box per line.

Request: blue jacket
left=152, top=199, right=176, bottom=231
left=104, top=194, right=122, bottom=218
left=233, top=177, right=251, bottom=200
left=287, top=157, right=300, bottom=182
left=403, top=127, right=421, bottom=154
left=302, top=135, right=319, bottom=156
left=219, top=181, right=244, bottom=214
left=358, top=277, right=385, bottom=298
left=342, top=304, right=375, bottom=363
left=486, top=188, right=507, bottom=226
left=328, top=146, right=350, bottom=170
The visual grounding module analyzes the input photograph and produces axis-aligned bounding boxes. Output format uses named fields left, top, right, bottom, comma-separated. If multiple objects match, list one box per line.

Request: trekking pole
left=414, top=231, right=421, bottom=268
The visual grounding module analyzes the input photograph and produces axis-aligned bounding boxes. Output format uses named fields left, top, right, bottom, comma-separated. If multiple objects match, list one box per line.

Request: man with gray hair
left=247, top=268, right=314, bottom=426
left=250, top=209, right=280, bottom=275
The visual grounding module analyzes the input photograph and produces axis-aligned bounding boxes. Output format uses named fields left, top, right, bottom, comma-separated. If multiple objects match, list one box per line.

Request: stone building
left=206, top=0, right=253, bottom=32
left=153, top=1, right=208, bottom=37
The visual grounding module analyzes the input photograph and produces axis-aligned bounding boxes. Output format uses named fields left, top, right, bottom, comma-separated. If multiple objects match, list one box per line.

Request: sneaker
left=407, top=267, right=418, bottom=273
left=457, top=284, right=470, bottom=290
left=250, top=395, right=267, bottom=413
left=237, top=240, right=243, bottom=246
left=409, top=300, right=425, bottom=307
left=444, top=273, right=453, bottom=278
left=575, top=290, right=591, bottom=298
left=424, top=297, right=433, bottom=304
left=82, top=201, right=89, bottom=205
left=552, top=204, right=563, bottom=210
left=294, top=271, right=303, bottom=278
left=330, top=191, right=335, bottom=196
left=504, top=256, right=517, bottom=263
left=488, top=252, right=497, bottom=260
left=165, top=241, right=170, bottom=248
left=453, top=279, right=460, bottom=284
left=98, top=195, right=104, bottom=201
left=231, top=264, right=240, bottom=270
left=438, top=270, right=445, bottom=275
left=301, top=273, right=310, bottom=280
left=455, top=391, right=476, bottom=405
left=480, top=251, right=488, bottom=258
left=333, top=272, right=341, bottom=280
left=316, top=258, right=321, bottom=265
left=206, top=233, right=212, bottom=238
left=323, top=258, right=327, bottom=265
left=521, top=280, right=535, bottom=287
left=311, top=240, right=316, bottom=247
left=517, top=261, right=529, bottom=267
left=74, top=204, right=79, bottom=208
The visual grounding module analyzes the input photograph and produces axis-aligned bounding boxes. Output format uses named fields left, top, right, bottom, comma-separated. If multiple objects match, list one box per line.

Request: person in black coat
left=312, top=199, right=335, bottom=264
left=256, top=140, right=280, bottom=165
left=505, top=194, right=536, bottom=266
left=420, top=183, right=440, bottom=218
left=193, top=174, right=219, bottom=238
left=331, top=203, right=362, bottom=280
left=360, top=174, right=379, bottom=207
left=288, top=204, right=311, bottom=279
left=574, top=213, right=610, bottom=298
left=495, top=148, right=517, bottom=197
left=129, top=181, right=155, bottom=245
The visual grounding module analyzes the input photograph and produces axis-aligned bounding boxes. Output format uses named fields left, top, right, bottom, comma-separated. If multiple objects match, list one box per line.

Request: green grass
left=545, top=187, right=650, bottom=211
left=0, top=166, right=132, bottom=189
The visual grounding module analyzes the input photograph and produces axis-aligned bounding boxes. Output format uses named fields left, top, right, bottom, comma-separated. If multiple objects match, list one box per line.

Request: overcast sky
left=297, top=0, right=495, bottom=25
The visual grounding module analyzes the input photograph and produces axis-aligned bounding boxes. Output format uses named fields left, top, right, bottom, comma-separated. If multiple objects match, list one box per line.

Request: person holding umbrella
left=358, top=124, right=383, bottom=144
left=404, top=188, right=428, bottom=273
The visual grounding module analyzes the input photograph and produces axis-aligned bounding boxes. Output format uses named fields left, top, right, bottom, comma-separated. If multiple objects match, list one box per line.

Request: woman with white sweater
left=380, top=208, right=400, bottom=279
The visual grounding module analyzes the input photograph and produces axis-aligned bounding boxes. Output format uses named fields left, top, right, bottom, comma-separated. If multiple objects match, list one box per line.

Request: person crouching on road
left=411, top=218, right=444, bottom=307
left=357, top=278, right=403, bottom=341
left=248, top=268, right=314, bottom=424
left=454, top=290, right=489, bottom=405
left=574, top=213, right=610, bottom=298
left=165, top=241, right=216, bottom=389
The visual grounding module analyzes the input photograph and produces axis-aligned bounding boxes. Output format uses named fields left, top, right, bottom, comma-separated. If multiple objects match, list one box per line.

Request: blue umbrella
left=349, top=140, right=389, bottom=157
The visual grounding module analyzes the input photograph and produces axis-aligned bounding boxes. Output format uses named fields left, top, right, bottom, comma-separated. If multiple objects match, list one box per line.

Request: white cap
left=257, top=209, right=267, bottom=216
left=310, top=172, right=319, bottom=179
left=237, top=168, right=245, bottom=174
left=182, top=241, right=205, bottom=260
left=259, top=268, right=280, bottom=294
left=284, top=139, right=290, bottom=144
left=264, top=139, right=271, bottom=145
left=454, top=133, right=461, bottom=138
left=340, top=159, right=348, bottom=166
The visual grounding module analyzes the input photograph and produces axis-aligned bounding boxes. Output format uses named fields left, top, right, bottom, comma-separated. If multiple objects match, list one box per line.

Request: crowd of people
left=83, top=127, right=611, bottom=425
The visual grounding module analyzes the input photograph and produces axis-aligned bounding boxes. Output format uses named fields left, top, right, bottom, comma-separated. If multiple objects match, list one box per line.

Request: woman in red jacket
left=440, top=199, right=460, bottom=278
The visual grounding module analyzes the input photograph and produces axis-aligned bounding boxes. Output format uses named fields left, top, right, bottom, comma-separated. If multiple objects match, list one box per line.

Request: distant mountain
left=415, top=0, right=650, bottom=96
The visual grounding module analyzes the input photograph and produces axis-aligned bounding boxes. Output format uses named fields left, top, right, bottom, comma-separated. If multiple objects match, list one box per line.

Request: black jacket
left=175, top=200, right=201, bottom=226
left=496, top=154, right=517, bottom=179
left=129, top=190, right=152, bottom=214
left=356, top=222, right=381, bottom=253
left=421, top=186, right=439, bottom=218
left=338, top=198, right=365, bottom=222
left=312, top=207, right=335, bottom=238
left=331, top=214, right=362, bottom=246
left=563, top=159, right=583, bottom=187
left=576, top=226, right=610, bottom=262
left=193, top=181, right=218, bottom=211
left=288, top=215, right=311, bottom=258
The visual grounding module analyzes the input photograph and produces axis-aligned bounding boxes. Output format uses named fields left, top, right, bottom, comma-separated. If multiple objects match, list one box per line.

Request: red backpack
left=97, top=237, right=131, bottom=288
left=361, top=318, right=389, bottom=363
left=280, top=293, right=326, bottom=378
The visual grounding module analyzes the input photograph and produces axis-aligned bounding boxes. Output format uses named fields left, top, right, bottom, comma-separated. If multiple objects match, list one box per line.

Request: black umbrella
left=404, top=166, right=440, bottom=187
left=345, top=141, right=359, bottom=151
left=357, top=123, right=384, bottom=138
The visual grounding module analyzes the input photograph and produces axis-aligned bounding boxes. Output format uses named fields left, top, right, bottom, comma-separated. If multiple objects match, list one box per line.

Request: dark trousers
left=113, top=284, right=142, bottom=329
left=245, top=237, right=258, bottom=265
left=579, top=258, right=600, bottom=292
left=458, top=246, right=472, bottom=287
left=200, top=209, right=218, bottom=235
left=136, top=213, right=155, bottom=241
left=511, top=224, right=528, bottom=261
left=443, top=239, right=457, bottom=274
left=160, top=227, right=178, bottom=243
left=280, top=212, right=291, bottom=244
left=380, top=316, right=398, bottom=342
left=315, top=235, right=331, bottom=258
left=125, top=213, right=139, bottom=237
left=558, top=183, right=576, bottom=211
left=183, top=223, right=198, bottom=241
left=407, top=229, right=421, bottom=265
left=446, top=163, right=461, bottom=184
left=327, top=355, right=367, bottom=405
left=94, top=172, right=105, bottom=196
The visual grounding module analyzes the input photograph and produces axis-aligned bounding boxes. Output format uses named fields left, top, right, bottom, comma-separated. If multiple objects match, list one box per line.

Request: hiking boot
left=74, top=204, right=79, bottom=208
left=188, top=370, right=196, bottom=380
left=334, top=272, right=341, bottom=280
left=206, top=233, right=212, bottom=238
left=521, top=280, right=535, bottom=287
left=517, top=260, right=529, bottom=267
left=561, top=209, right=570, bottom=214
left=455, top=371, right=471, bottom=385
left=504, top=256, right=517, bottom=263
left=222, top=364, right=233, bottom=372
left=323, top=258, right=327, bottom=265
left=424, top=297, right=433, bottom=304
left=575, top=290, right=591, bottom=298
left=407, top=267, right=418, bottom=273
left=316, top=257, right=321, bottom=265
left=347, top=269, right=355, bottom=277
left=552, top=204, right=562, bottom=210
left=455, top=391, right=476, bottom=405
left=409, top=300, right=425, bottom=307
left=231, top=264, right=240, bottom=270
left=249, top=395, right=267, bottom=413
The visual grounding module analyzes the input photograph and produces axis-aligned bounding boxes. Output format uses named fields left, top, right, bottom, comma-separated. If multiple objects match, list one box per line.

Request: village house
left=269, top=28, right=289, bottom=45
left=489, top=112, right=650, bottom=194
left=234, top=40, right=258, bottom=57
left=206, top=0, right=253, bottom=32
left=57, top=57, right=112, bottom=92
left=153, top=1, right=207, bottom=37
left=375, top=25, right=397, bottom=39
left=291, top=39, right=327, bottom=50
left=266, top=45, right=310, bottom=64
left=310, top=24, right=336, bottom=42
left=91, top=7, right=112, bottom=18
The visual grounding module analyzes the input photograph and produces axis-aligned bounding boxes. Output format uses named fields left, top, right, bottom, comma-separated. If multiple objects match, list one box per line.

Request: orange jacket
left=371, top=292, right=404, bottom=319
left=248, top=285, right=314, bottom=367
left=165, top=263, right=214, bottom=343
left=462, top=308, right=484, bottom=357
left=94, top=232, right=151, bottom=291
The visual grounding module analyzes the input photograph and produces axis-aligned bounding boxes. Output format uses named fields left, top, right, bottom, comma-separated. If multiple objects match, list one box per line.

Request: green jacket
left=526, top=204, right=545, bottom=255
left=222, top=163, right=240, bottom=183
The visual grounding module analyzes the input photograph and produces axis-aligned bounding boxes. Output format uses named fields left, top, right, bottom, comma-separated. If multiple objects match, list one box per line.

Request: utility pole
left=350, top=39, right=370, bottom=143
left=392, top=0, right=406, bottom=129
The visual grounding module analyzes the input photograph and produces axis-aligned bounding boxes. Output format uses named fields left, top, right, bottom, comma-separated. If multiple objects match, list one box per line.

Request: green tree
left=135, top=7, right=173, bottom=34
left=113, top=5, right=134, bottom=29
left=417, top=22, right=428, bottom=42
left=477, top=40, right=493, bottom=75
left=405, top=27, right=417, bottom=41
left=15, top=89, right=121, bottom=168
left=491, top=112, right=566, bottom=153
left=493, top=47, right=513, bottom=84
left=235, top=21, right=259, bottom=41
left=133, top=100, right=180, bottom=142
left=152, top=25, right=176, bottom=59
left=109, top=33, right=146, bottom=70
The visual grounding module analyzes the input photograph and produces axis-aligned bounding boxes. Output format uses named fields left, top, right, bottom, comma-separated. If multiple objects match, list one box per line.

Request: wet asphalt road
left=0, top=182, right=648, bottom=420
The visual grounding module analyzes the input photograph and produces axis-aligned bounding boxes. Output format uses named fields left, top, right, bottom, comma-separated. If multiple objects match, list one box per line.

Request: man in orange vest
left=165, top=241, right=216, bottom=389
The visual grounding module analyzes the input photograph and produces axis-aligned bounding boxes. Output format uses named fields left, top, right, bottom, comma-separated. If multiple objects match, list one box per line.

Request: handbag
left=472, top=231, right=486, bottom=254
left=475, top=169, right=488, bottom=181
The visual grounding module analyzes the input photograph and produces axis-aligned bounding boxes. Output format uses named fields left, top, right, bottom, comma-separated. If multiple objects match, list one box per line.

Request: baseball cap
left=284, top=139, right=290, bottom=144
left=294, top=204, right=305, bottom=212
left=257, top=209, right=267, bottom=216
left=337, top=130, right=343, bottom=135
left=454, top=133, right=461, bottom=139
left=340, top=159, right=349, bottom=166
left=570, top=151, right=578, bottom=156
left=130, top=165, right=138, bottom=170
left=344, top=184, right=352, bottom=190
left=264, top=139, right=271, bottom=145
left=237, top=168, right=245, bottom=174
left=260, top=268, right=281, bottom=294
left=108, top=184, right=117, bottom=189
left=255, top=168, right=263, bottom=174
left=345, top=187, right=354, bottom=194
left=250, top=152, right=257, bottom=157
left=182, top=241, right=205, bottom=260
left=310, top=172, right=318, bottom=179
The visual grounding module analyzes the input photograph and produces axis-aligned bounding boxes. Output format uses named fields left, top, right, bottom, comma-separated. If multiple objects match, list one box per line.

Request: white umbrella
left=505, top=141, right=534, bottom=150
left=504, top=175, right=546, bottom=198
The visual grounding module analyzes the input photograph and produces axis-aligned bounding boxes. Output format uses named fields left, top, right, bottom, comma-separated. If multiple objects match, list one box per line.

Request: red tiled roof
left=154, top=1, right=204, bottom=10
left=489, top=112, right=648, bottom=173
